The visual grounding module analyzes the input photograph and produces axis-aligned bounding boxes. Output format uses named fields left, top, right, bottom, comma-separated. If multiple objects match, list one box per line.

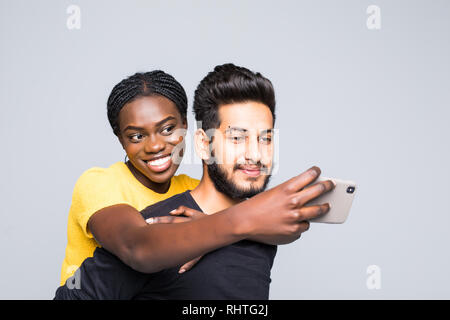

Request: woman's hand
left=146, top=206, right=207, bottom=274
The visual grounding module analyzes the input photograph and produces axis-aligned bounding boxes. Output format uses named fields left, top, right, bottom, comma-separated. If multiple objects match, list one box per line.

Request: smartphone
left=305, top=176, right=357, bottom=224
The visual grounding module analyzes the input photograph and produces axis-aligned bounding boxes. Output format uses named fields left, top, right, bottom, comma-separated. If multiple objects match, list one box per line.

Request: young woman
left=60, top=71, right=196, bottom=284
left=60, top=69, right=327, bottom=285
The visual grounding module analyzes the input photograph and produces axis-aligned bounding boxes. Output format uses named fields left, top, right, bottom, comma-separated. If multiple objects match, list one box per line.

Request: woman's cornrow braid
left=107, top=70, right=187, bottom=136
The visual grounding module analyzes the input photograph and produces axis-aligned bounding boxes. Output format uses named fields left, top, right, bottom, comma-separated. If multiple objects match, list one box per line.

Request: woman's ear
left=194, top=129, right=211, bottom=161
left=118, top=134, right=126, bottom=150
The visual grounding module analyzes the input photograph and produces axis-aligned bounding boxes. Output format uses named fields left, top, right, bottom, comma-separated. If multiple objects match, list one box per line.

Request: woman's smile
left=142, top=154, right=173, bottom=173
left=118, top=95, right=187, bottom=191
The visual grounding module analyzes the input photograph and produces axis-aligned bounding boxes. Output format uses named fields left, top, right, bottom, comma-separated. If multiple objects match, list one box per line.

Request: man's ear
left=194, top=129, right=211, bottom=161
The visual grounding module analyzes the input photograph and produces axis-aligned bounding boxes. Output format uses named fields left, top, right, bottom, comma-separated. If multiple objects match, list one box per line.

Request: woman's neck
left=125, top=161, right=171, bottom=194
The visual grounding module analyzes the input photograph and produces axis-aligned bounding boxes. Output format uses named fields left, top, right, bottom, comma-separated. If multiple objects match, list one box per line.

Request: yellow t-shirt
left=60, top=161, right=199, bottom=285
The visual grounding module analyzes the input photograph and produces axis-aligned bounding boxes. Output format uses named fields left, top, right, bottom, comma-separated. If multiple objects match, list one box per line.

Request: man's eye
left=229, top=136, right=245, bottom=143
left=260, top=137, right=272, bottom=144
left=129, top=133, right=144, bottom=142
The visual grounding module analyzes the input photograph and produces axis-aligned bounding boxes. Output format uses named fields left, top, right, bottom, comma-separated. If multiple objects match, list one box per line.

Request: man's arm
left=88, top=166, right=334, bottom=273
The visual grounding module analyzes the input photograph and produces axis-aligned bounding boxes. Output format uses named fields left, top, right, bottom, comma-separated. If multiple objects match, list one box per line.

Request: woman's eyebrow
left=123, top=125, right=144, bottom=132
left=154, top=116, right=177, bottom=127
left=123, top=116, right=177, bottom=132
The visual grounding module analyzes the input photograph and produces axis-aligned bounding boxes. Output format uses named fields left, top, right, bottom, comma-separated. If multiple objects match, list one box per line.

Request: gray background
left=1, top=0, right=449, bottom=299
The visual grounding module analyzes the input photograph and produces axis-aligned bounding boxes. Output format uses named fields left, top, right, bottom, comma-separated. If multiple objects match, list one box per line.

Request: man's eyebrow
left=260, top=129, right=274, bottom=135
left=225, top=127, right=248, bottom=133
left=123, top=116, right=177, bottom=132
left=224, top=127, right=274, bottom=135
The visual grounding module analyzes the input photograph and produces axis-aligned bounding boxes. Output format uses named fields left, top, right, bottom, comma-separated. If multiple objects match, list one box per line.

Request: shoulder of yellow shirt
left=74, top=162, right=199, bottom=192
left=70, top=162, right=199, bottom=238
left=173, top=173, right=200, bottom=191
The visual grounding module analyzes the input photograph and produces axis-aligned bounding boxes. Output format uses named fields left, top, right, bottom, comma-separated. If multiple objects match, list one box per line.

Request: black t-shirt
left=55, top=191, right=277, bottom=300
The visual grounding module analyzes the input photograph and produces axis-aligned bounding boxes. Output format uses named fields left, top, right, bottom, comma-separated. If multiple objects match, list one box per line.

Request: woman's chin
left=145, top=164, right=179, bottom=184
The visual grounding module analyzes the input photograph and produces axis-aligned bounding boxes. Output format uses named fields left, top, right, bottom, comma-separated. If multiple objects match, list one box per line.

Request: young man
left=54, top=63, right=334, bottom=299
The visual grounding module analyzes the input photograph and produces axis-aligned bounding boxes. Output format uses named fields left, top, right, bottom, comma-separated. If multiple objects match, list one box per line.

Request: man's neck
left=190, top=168, right=242, bottom=215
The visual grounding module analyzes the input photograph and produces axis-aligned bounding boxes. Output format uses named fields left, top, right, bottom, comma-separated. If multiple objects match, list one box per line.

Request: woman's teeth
left=148, top=156, right=170, bottom=166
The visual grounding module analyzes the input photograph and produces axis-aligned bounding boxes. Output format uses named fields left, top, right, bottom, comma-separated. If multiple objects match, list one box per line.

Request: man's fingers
left=293, top=204, right=330, bottom=221
left=178, top=256, right=203, bottom=274
left=283, top=166, right=321, bottom=194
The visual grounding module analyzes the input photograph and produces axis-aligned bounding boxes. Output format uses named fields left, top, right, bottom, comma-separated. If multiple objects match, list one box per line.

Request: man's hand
left=146, top=206, right=207, bottom=274
left=235, top=166, right=335, bottom=244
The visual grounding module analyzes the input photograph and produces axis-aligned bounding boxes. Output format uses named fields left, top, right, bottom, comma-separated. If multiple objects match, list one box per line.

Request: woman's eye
left=162, top=125, right=175, bottom=135
left=129, top=133, right=144, bottom=142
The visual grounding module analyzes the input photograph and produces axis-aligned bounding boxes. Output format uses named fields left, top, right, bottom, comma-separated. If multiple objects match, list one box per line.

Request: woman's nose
left=144, top=135, right=165, bottom=154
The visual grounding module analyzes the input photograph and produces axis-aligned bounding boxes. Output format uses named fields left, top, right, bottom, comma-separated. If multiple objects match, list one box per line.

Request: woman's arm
left=88, top=167, right=334, bottom=273
left=88, top=204, right=243, bottom=273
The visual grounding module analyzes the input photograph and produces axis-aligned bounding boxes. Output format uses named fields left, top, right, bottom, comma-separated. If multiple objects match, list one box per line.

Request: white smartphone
left=305, top=176, right=357, bottom=224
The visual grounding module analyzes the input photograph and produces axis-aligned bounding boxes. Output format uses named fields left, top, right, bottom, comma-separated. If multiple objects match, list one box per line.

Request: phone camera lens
left=346, top=186, right=355, bottom=194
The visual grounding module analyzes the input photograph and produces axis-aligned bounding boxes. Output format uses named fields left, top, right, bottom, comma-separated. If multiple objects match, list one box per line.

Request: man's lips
left=237, top=166, right=263, bottom=177
left=143, top=155, right=172, bottom=173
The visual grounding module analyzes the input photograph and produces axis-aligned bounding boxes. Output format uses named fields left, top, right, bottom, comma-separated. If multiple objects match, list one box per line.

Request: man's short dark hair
left=193, top=63, right=276, bottom=131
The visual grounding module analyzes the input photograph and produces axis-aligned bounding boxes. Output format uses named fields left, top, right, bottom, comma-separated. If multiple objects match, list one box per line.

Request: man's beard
left=207, top=162, right=272, bottom=200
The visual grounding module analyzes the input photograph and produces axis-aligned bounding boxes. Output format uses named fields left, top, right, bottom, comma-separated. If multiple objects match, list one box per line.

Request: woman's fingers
left=169, top=206, right=187, bottom=216
left=178, top=256, right=203, bottom=274
left=293, top=204, right=330, bottom=222
left=170, top=205, right=206, bottom=219
left=297, top=221, right=310, bottom=234
left=145, top=207, right=205, bottom=273
left=145, top=216, right=191, bottom=224
left=282, top=166, right=321, bottom=194
left=290, top=180, right=335, bottom=209
left=145, top=204, right=207, bottom=226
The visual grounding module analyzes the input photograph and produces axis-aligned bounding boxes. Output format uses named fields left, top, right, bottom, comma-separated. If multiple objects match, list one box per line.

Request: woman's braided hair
left=107, top=70, right=188, bottom=136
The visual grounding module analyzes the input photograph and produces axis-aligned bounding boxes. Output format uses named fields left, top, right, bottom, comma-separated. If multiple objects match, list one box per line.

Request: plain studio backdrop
left=1, top=0, right=449, bottom=299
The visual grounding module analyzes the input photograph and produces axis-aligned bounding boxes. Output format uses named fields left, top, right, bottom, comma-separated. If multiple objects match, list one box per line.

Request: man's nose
left=245, top=136, right=261, bottom=164
left=144, top=135, right=165, bottom=154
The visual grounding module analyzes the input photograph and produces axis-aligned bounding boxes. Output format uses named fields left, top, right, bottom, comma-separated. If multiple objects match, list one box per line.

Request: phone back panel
left=306, top=177, right=357, bottom=224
